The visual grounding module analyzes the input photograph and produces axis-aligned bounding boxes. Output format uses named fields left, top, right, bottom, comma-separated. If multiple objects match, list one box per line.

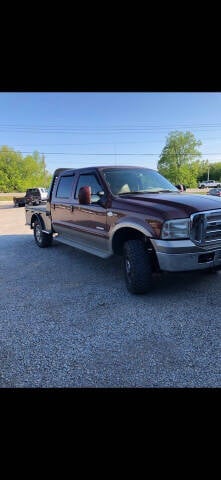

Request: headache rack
left=190, top=209, right=221, bottom=246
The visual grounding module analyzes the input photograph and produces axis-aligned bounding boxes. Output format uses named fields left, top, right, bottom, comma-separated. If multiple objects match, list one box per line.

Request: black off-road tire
left=123, top=239, right=153, bottom=294
left=34, top=219, right=52, bottom=248
left=203, top=267, right=219, bottom=274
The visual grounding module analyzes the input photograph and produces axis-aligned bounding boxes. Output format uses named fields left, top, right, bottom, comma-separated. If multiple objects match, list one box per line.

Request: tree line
left=0, top=146, right=52, bottom=192
left=1, top=134, right=221, bottom=192
left=157, top=131, right=221, bottom=188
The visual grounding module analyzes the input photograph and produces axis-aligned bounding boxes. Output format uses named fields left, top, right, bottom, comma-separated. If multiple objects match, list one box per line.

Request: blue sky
left=1, top=92, right=221, bottom=173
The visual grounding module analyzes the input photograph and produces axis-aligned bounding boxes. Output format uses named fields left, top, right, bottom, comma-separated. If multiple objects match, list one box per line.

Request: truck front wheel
left=123, top=239, right=153, bottom=294
left=34, top=220, right=52, bottom=248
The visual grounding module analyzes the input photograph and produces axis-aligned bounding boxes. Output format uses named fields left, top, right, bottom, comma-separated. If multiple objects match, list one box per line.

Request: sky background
left=1, top=92, right=221, bottom=174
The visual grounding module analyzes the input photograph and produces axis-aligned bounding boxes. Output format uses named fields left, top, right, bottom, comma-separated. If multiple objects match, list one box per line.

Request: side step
left=54, top=234, right=111, bottom=259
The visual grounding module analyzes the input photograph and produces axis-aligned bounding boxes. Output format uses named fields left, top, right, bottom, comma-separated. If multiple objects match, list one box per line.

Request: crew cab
left=25, top=166, right=221, bottom=294
left=14, top=187, right=48, bottom=207
left=25, top=188, right=48, bottom=205
left=198, top=180, right=221, bottom=189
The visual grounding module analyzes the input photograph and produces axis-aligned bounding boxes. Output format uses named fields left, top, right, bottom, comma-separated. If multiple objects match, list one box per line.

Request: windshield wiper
left=150, top=189, right=177, bottom=193
left=118, top=190, right=149, bottom=195
left=118, top=189, right=176, bottom=195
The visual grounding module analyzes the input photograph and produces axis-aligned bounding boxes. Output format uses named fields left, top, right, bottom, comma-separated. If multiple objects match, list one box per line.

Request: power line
left=1, top=123, right=221, bottom=134
left=1, top=122, right=221, bottom=128
left=6, top=136, right=221, bottom=147
left=0, top=140, right=171, bottom=146
left=1, top=150, right=221, bottom=156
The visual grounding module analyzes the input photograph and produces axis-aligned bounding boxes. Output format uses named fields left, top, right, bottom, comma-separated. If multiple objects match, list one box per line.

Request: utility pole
left=207, top=166, right=210, bottom=181
left=42, top=154, right=46, bottom=180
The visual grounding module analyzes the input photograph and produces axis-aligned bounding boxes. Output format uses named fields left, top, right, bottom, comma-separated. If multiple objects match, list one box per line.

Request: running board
left=54, top=234, right=111, bottom=259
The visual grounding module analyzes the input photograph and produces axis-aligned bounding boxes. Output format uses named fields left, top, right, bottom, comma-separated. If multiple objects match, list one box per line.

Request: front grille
left=190, top=210, right=221, bottom=246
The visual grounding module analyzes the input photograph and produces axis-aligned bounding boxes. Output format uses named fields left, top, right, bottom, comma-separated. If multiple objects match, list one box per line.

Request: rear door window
left=56, top=175, right=75, bottom=199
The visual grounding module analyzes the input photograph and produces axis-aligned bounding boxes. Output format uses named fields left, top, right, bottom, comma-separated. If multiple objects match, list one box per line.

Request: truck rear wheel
left=34, top=220, right=52, bottom=248
left=123, top=239, right=153, bottom=294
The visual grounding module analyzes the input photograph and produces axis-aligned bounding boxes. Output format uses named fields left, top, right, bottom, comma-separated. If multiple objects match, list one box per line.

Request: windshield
left=102, top=168, right=178, bottom=195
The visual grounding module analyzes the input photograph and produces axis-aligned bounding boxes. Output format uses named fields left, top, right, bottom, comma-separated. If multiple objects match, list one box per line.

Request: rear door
left=51, top=173, right=76, bottom=235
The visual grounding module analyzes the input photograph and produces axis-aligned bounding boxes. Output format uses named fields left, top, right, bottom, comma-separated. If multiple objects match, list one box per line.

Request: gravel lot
left=0, top=202, right=220, bottom=388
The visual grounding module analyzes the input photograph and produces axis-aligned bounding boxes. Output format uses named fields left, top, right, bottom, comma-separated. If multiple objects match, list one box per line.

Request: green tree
left=0, top=146, right=24, bottom=191
left=158, top=131, right=202, bottom=187
left=209, top=162, right=221, bottom=181
left=0, top=146, right=52, bottom=192
left=197, top=160, right=221, bottom=183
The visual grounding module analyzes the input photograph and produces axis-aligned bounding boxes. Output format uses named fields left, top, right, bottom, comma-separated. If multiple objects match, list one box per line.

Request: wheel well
left=31, top=214, right=44, bottom=230
left=112, top=227, right=146, bottom=255
left=112, top=227, right=160, bottom=272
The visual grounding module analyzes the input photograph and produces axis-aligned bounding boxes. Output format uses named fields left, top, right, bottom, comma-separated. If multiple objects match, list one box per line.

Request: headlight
left=161, top=219, right=190, bottom=239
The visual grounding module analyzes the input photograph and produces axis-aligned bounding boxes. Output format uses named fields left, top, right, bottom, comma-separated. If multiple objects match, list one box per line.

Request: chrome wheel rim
left=125, top=258, right=131, bottom=275
left=35, top=224, right=42, bottom=243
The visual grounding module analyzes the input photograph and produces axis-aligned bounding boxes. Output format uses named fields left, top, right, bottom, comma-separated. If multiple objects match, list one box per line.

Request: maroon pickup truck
left=25, top=165, right=221, bottom=294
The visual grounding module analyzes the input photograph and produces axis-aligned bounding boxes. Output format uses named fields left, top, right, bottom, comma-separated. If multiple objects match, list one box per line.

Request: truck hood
left=115, top=192, right=221, bottom=220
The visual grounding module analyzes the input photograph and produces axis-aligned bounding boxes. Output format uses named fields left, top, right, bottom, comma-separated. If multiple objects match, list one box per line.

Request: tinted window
left=26, top=189, right=38, bottom=195
left=103, top=168, right=177, bottom=194
left=56, top=176, right=74, bottom=198
left=75, top=174, right=102, bottom=199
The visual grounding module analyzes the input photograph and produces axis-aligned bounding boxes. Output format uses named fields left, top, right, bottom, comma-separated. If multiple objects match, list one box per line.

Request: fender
left=110, top=216, right=154, bottom=241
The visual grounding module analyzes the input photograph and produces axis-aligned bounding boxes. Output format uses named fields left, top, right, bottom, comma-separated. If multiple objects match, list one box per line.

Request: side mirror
left=78, top=186, right=91, bottom=205
left=95, top=190, right=106, bottom=205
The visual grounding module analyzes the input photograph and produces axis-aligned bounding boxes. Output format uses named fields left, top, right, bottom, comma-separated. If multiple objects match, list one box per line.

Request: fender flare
left=110, top=219, right=153, bottom=241
left=110, top=219, right=154, bottom=255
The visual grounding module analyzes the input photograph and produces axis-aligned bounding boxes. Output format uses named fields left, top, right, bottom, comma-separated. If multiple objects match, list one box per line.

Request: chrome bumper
left=151, top=239, right=221, bottom=272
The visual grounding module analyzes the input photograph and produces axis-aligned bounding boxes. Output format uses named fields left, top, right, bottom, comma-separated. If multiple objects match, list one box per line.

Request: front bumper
left=151, top=238, right=221, bottom=272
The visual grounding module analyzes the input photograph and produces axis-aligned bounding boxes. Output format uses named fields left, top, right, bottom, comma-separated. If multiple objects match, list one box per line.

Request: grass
left=0, top=193, right=25, bottom=201
left=0, top=196, right=15, bottom=201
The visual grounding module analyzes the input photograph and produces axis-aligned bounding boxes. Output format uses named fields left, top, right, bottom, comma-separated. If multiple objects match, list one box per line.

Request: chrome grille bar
left=190, top=209, right=221, bottom=246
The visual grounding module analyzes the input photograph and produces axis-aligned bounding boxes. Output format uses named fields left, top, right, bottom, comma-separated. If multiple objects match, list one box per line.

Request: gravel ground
left=0, top=203, right=220, bottom=388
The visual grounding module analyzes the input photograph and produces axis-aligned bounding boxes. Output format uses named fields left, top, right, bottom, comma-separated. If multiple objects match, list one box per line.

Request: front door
left=71, top=172, right=108, bottom=254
